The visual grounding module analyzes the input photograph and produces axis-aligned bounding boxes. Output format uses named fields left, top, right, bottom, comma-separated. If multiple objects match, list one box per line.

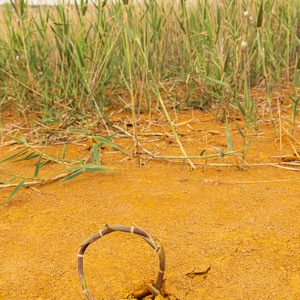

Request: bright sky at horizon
left=0, top=0, right=95, bottom=4
left=0, top=0, right=197, bottom=6
left=0, top=0, right=158, bottom=4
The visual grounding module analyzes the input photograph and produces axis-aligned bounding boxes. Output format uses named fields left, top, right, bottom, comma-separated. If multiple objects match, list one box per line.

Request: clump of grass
left=0, top=130, right=127, bottom=206
left=234, top=79, right=257, bottom=160
left=0, top=0, right=298, bottom=121
left=0, top=0, right=298, bottom=175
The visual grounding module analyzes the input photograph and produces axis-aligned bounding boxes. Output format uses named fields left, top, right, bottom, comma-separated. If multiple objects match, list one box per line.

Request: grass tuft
left=0, top=0, right=297, bottom=119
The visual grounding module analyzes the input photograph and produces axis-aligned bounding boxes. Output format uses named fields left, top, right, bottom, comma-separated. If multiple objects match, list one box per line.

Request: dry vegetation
left=0, top=0, right=299, bottom=205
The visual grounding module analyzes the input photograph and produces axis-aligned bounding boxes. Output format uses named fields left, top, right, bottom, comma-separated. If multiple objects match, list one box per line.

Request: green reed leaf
left=34, top=154, right=43, bottom=178
left=0, top=149, right=29, bottom=164
left=200, top=147, right=225, bottom=158
left=257, top=1, right=264, bottom=28
left=2, top=179, right=25, bottom=207
left=60, top=169, right=84, bottom=184
left=61, top=144, right=67, bottom=160
left=225, top=116, right=233, bottom=152
left=92, top=143, right=101, bottom=165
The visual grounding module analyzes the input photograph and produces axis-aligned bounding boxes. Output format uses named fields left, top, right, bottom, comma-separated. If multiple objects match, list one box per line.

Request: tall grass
left=0, top=0, right=298, bottom=124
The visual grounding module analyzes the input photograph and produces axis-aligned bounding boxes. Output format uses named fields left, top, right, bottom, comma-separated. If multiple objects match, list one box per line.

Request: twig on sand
left=0, top=171, right=76, bottom=189
left=218, top=178, right=300, bottom=184
left=112, top=124, right=133, bottom=137
left=152, top=157, right=300, bottom=171
left=0, top=174, right=72, bottom=189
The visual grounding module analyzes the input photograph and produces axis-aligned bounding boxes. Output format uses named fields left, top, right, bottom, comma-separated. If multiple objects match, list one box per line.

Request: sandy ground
left=0, top=108, right=300, bottom=300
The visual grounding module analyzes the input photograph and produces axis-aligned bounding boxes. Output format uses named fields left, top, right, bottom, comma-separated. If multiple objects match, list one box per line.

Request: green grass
left=0, top=0, right=298, bottom=123
left=0, top=130, right=124, bottom=206
left=0, top=0, right=299, bottom=204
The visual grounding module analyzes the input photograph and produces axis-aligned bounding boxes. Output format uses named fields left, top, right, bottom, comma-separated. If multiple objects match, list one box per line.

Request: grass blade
left=92, top=143, right=101, bottom=165
left=5, top=175, right=17, bottom=184
left=200, top=147, right=225, bottom=158
left=0, top=149, right=29, bottom=164
left=61, top=144, right=67, bottom=160
left=294, top=58, right=300, bottom=88
left=225, top=116, right=233, bottom=152
left=60, top=169, right=84, bottom=184
left=93, top=136, right=129, bottom=155
left=84, top=164, right=112, bottom=173
left=34, top=154, right=43, bottom=178
left=2, top=179, right=25, bottom=207
left=67, top=129, right=91, bottom=134
left=257, top=1, right=264, bottom=28
left=236, top=124, right=245, bottom=139
left=15, top=152, right=40, bottom=162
